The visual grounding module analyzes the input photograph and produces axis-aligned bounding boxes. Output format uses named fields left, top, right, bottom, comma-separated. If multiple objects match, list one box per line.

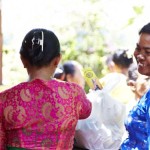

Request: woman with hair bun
left=100, top=49, right=134, bottom=104
left=0, top=28, right=92, bottom=150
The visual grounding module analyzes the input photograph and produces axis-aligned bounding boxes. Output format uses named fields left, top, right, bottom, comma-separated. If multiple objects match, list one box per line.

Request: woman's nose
left=136, top=54, right=145, bottom=61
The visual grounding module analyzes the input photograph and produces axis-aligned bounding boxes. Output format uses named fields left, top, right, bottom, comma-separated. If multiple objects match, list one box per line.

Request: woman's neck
left=27, top=66, right=54, bottom=82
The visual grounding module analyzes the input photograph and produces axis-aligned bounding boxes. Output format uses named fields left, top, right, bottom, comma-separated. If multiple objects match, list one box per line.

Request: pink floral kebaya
left=0, top=79, right=92, bottom=150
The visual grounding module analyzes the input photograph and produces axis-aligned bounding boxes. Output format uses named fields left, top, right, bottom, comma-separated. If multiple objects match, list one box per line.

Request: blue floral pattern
left=121, top=90, right=150, bottom=150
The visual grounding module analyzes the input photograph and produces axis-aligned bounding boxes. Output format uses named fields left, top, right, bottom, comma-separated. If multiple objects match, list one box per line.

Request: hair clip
left=126, top=50, right=133, bottom=59
left=40, top=31, right=44, bottom=52
left=32, top=31, right=44, bottom=52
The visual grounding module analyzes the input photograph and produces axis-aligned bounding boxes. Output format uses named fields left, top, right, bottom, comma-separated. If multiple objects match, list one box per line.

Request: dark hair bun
left=20, top=28, right=60, bottom=67
left=112, top=49, right=133, bottom=68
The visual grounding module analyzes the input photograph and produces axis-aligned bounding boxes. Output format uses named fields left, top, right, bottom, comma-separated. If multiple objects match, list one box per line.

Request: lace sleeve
left=74, top=85, right=92, bottom=119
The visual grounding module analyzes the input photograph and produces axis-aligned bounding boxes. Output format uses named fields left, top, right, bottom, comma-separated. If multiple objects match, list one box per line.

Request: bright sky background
left=2, top=0, right=150, bottom=51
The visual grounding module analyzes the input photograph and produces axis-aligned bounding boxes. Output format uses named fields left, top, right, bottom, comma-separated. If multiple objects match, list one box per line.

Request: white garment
left=75, top=90, right=126, bottom=150
left=100, top=72, right=134, bottom=104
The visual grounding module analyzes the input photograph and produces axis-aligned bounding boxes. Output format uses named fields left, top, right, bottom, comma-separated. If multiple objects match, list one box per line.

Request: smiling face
left=134, top=33, right=150, bottom=76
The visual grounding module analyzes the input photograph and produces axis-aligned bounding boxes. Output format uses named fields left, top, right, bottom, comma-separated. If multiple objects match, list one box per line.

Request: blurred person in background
left=53, top=67, right=65, bottom=81
left=54, top=60, right=85, bottom=89
left=100, top=49, right=134, bottom=104
left=55, top=60, right=126, bottom=150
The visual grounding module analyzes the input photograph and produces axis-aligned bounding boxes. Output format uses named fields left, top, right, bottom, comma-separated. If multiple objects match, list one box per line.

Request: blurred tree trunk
left=0, top=0, right=2, bottom=85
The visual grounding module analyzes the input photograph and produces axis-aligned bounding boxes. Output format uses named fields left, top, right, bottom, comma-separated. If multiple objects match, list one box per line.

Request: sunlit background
left=1, top=0, right=150, bottom=86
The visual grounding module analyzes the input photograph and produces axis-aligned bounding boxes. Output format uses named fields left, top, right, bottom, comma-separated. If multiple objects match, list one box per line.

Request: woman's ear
left=20, top=55, right=29, bottom=68
left=53, top=55, right=62, bottom=67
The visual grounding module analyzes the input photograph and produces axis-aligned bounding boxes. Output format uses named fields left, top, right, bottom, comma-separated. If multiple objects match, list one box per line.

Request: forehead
left=138, top=33, right=150, bottom=45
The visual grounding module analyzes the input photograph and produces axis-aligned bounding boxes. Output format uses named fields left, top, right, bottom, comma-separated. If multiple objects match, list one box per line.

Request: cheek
left=134, top=51, right=138, bottom=60
left=146, top=57, right=150, bottom=64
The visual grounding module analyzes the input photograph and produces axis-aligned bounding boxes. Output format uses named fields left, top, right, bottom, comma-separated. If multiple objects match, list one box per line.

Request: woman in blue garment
left=121, top=23, right=150, bottom=150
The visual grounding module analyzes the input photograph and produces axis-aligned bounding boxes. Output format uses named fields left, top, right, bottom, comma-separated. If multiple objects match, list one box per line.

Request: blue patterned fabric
left=121, top=90, right=150, bottom=150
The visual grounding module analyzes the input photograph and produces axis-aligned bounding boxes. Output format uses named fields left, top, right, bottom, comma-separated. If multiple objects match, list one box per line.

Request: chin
left=139, top=71, right=150, bottom=76
left=138, top=68, right=148, bottom=76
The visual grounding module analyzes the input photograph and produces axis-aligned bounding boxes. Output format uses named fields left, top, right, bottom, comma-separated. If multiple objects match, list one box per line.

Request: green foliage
left=133, top=6, right=144, bottom=15
left=2, top=49, right=27, bottom=86
left=126, top=6, right=144, bottom=26
left=127, top=17, right=135, bottom=26
left=58, top=1, right=107, bottom=79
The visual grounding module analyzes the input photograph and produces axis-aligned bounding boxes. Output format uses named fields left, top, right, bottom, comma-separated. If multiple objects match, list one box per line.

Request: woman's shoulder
left=140, top=89, right=150, bottom=99
left=0, top=82, right=28, bottom=95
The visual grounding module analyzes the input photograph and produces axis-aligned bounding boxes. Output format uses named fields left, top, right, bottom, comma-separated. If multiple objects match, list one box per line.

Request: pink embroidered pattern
left=0, top=79, right=92, bottom=150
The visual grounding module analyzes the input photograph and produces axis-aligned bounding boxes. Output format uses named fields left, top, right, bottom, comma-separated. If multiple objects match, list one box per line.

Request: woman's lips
left=138, top=62, right=145, bottom=67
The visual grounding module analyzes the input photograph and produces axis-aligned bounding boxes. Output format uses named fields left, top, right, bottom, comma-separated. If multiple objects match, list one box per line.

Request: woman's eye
left=135, top=47, right=140, bottom=51
left=145, top=51, right=150, bottom=54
